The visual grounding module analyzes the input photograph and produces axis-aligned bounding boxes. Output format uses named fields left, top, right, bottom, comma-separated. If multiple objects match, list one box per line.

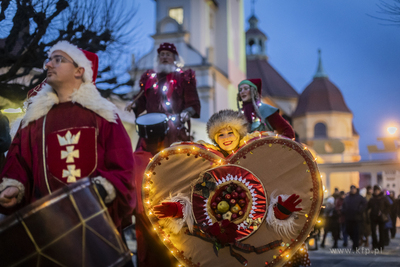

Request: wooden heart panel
left=142, top=136, right=323, bottom=267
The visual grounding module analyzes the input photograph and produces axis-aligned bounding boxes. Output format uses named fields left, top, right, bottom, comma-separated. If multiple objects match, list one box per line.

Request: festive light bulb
left=171, top=116, right=176, bottom=121
left=163, top=86, right=167, bottom=92
left=153, top=84, right=157, bottom=88
left=176, top=68, right=181, bottom=72
left=166, top=101, right=171, bottom=105
left=151, top=73, right=156, bottom=78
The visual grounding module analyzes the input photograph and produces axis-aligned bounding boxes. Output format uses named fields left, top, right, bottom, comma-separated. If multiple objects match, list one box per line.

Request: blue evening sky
left=129, top=0, right=400, bottom=161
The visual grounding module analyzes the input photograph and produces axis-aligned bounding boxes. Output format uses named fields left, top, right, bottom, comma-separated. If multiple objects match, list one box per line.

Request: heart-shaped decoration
left=143, top=136, right=323, bottom=267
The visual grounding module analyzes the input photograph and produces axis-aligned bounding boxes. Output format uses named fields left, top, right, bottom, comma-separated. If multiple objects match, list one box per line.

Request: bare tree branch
left=0, top=0, right=139, bottom=108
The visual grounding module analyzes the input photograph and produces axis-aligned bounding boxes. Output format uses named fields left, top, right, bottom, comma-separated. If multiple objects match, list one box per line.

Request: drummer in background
left=0, top=41, right=136, bottom=237
left=237, top=78, right=295, bottom=139
left=126, top=42, right=201, bottom=156
left=125, top=42, right=201, bottom=266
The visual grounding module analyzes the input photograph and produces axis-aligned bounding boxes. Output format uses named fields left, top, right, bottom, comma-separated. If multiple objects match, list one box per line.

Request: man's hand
left=125, top=101, right=136, bottom=112
left=0, top=187, right=20, bottom=208
left=180, top=110, right=190, bottom=123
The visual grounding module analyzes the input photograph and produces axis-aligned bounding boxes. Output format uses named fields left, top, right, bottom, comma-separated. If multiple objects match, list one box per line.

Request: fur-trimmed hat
left=48, top=41, right=98, bottom=84
left=207, top=110, right=249, bottom=143
left=28, top=42, right=98, bottom=99
left=157, top=42, right=179, bottom=55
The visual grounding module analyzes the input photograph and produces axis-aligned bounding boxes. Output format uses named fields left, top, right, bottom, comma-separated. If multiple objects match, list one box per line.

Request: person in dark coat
left=335, top=191, right=348, bottom=247
left=367, top=185, right=391, bottom=250
left=342, top=185, right=367, bottom=250
left=388, top=191, right=397, bottom=238
left=0, top=111, right=11, bottom=173
left=360, top=185, right=373, bottom=247
left=321, top=196, right=340, bottom=248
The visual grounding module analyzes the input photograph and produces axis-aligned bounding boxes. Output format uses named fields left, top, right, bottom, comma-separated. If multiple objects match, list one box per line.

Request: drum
left=135, top=113, right=169, bottom=139
left=0, top=178, right=131, bottom=267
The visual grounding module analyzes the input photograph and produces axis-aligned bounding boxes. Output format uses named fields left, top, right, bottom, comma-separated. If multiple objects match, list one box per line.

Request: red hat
left=238, top=78, right=262, bottom=96
left=81, top=49, right=98, bottom=83
left=29, top=41, right=99, bottom=98
left=157, top=42, right=179, bottom=56
left=48, top=41, right=98, bottom=84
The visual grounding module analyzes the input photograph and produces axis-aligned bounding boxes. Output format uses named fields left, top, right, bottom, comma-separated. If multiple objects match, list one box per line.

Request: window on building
left=169, top=8, right=184, bottom=24
left=314, top=122, right=327, bottom=138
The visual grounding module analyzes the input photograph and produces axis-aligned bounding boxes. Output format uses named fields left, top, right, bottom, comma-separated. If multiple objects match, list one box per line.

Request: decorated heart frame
left=142, top=135, right=323, bottom=267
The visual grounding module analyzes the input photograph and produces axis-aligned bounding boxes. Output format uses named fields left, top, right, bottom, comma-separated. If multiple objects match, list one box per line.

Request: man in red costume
left=126, top=43, right=201, bottom=266
left=0, top=41, right=136, bottom=233
left=126, top=42, right=201, bottom=155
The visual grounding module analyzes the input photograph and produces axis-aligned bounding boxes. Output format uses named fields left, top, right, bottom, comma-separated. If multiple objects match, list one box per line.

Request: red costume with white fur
left=0, top=42, right=135, bottom=230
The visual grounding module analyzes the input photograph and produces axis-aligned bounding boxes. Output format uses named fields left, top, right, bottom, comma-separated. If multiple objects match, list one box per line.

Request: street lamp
left=387, top=126, right=397, bottom=135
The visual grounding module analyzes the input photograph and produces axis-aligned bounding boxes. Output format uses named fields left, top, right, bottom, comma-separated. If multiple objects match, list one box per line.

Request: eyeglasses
left=43, top=55, right=78, bottom=70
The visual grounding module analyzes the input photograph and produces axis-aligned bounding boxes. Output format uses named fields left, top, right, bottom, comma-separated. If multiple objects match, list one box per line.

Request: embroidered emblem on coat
left=47, top=128, right=97, bottom=183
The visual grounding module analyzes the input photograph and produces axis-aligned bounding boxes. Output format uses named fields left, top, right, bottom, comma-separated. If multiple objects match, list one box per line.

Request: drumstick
left=130, top=90, right=144, bottom=104
left=126, top=90, right=144, bottom=111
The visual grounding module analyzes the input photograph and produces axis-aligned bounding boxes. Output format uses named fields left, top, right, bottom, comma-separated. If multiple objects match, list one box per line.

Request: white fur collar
left=22, top=83, right=117, bottom=128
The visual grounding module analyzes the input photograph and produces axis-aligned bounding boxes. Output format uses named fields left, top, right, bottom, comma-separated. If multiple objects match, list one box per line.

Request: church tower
left=131, top=0, right=246, bottom=141
left=245, top=7, right=298, bottom=117
left=292, top=50, right=361, bottom=192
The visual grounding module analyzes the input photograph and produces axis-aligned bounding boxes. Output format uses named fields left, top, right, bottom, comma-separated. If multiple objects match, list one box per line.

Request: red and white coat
left=0, top=83, right=135, bottom=229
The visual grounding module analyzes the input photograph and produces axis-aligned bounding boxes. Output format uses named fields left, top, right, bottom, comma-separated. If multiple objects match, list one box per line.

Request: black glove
left=95, top=183, right=107, bottom=202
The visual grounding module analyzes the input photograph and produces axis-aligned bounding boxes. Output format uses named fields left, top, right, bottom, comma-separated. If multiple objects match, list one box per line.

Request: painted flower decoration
left=207, top=219, right=238, bottom=245
left=194, top=173, right=216, bottom=198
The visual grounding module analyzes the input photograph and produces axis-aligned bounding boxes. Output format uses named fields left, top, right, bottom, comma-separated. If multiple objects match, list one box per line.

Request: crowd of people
left=320, top=185, right=400, bottom=251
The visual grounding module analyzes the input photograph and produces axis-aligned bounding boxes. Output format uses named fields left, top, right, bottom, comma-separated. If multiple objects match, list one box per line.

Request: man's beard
left=155, top=63, right=176, bottom=74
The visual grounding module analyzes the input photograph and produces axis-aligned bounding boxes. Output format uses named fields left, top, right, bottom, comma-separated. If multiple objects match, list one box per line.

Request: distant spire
left=249, top=0, right=258, bottom=29
left=314, top=49, right=328, bottom=78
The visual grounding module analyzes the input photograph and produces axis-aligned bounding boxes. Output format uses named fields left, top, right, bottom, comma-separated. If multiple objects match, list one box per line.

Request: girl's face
left=239, top=84, right=252, bottom=102
left=215, top=127, right=240, bottom=154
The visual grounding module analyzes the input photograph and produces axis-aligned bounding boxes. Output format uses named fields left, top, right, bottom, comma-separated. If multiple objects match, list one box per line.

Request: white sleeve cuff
left=93, top=176, right=116, bottom=204
left=0, top=178, right=25, bottom=203
left=161, top=193, right=194, bottom=234
left=266, top=191, right=300, bottom=239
